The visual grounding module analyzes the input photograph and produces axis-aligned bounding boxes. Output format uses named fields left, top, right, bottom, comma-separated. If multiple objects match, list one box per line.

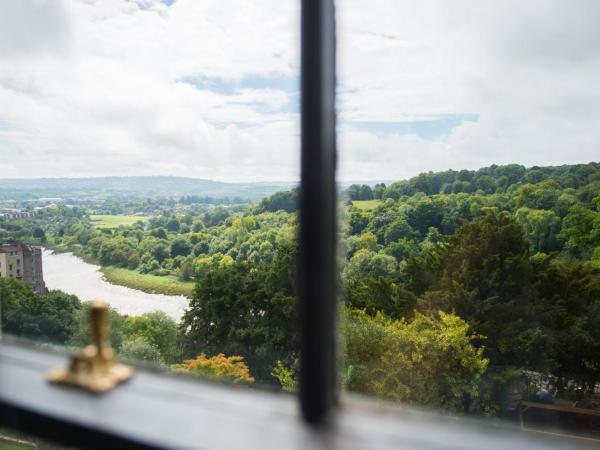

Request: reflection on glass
left=337, top=0, right=600, bottom=442
left=0, top=426, right=77, bottom=450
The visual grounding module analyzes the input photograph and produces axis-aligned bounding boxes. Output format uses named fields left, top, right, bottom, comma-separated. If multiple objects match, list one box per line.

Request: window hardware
left=46, top=300, right=134, bottom=393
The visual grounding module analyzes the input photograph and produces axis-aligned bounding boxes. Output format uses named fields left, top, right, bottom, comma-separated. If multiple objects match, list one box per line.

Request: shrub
left=172, top=354, right=254, bottom=384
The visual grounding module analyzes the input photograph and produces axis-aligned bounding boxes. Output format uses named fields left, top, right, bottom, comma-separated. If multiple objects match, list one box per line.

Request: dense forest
left=2, top=162, right=600, bottom=416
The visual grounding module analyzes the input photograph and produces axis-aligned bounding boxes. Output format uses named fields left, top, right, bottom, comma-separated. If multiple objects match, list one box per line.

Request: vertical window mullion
left=299, top=0, right=338, bottom=424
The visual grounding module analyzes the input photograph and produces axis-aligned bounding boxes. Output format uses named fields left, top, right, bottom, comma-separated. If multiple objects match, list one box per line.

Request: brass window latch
left=47, top=300, right=134, bottom=393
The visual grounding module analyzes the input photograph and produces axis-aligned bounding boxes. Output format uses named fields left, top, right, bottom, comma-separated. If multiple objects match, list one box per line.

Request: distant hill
left=342, top=162, right=600, bottom=201
left=381, top=162, right=600, bottom=199
left=0, top=176, right=295, bottom=201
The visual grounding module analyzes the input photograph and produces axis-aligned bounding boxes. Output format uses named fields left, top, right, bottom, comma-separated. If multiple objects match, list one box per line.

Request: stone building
left=0, top=242, right=47, bottom=293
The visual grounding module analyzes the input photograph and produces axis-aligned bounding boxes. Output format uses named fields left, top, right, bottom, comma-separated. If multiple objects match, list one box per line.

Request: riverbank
left=45, top=243, right=194, bottom=298
left=42, top=249, right=188, bottom=320
left=100, top=266, right=195, bottom=297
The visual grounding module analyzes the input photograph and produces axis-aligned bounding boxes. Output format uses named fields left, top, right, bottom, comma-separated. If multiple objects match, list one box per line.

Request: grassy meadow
left=352, top=199, right=383, bottom=210
left=90, top=214, right=148, bottom=229
left=100, top=266, right=195, bottom=297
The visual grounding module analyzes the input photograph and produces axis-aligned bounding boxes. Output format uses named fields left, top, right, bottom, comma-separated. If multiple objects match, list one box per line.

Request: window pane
left=0, top=0, right=299, bottom=390
left=338, top=0, right=600, bottom=441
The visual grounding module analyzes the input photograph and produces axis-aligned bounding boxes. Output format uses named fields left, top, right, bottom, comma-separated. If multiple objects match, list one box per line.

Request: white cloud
left=0, top=0, right=300, bottom=181
left=0, top=0, right=599, bottom=181
left=336, top=0, right=600, bottom=180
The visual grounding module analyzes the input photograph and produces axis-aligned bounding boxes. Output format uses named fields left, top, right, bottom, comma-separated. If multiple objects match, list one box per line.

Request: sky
left=0, top=0, right=599, bottom=182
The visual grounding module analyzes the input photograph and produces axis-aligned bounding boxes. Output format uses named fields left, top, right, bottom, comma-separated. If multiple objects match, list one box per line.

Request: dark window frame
left=0, top=2, right=593, bottom=449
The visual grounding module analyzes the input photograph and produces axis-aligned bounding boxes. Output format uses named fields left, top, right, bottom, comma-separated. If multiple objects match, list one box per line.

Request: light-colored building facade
left=0, top=242, right=47, bottom=293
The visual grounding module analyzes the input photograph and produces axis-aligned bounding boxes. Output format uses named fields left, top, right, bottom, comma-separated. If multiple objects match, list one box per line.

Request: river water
left=42, top=249, right=189, bottom=321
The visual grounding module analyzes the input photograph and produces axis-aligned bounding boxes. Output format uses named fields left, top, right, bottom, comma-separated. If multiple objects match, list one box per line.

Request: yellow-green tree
left=271, top=360, right=298, bottom=392
left=344, top=309, right=488, bottom=414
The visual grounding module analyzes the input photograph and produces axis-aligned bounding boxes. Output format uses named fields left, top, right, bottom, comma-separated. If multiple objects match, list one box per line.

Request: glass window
left=0, top=0, right=300, bottom=391
left=337, top=0, right=600, bottom=441
left=3, top=1, right=599, bottom=447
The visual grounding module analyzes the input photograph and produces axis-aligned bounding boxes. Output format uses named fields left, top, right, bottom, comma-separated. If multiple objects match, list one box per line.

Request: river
left=42, top=249, right=189, bottom=321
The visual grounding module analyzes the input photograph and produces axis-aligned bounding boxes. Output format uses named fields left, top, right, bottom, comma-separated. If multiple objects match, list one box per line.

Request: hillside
left=0, top=176, right=294, bottom=201
left=2, top=161, right=600, bottom=415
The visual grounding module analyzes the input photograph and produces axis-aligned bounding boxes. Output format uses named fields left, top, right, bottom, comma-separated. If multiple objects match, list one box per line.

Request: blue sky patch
left=0, top=120, right=11, bottom=131
left=180, top=74, right=299, bottom=117
left=180, top=73, right=298, bottom=96
left=347, top=114, right=478, bottom=140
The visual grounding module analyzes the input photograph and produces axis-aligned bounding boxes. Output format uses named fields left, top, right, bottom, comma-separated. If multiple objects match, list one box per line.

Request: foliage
left=346, top=184, right=375, bottom=201
left=515, top=207, right=562, bottom=253
left=560, top=197, right=600, bottom=258
left=0, top=279, right=81, bottom=344
left=410, top=212, right=552, bottom=368
left=68, top=302, right=127, bottom=350
left=180, top=234, right=298, bottom=383
left=124, top=311, right=180, bottom=363
left=90, top=215, right=148, bottom=229
left=346, top=277, right=415, bottom=319
left=352, top=200, right=383, bottom=211
left=255, top=188, right=298, bottom=213
left=343, top=249, right=398, bottom=283
left=344, top=309, right=489, bottom=414
left=4, top=161, right=600, bottom=415
left=405, top=210, right=600, bottom=389
left=120, top=337, right=164, bottom=364
left=100, top=267, right=194, bottom=297
left=171, top=353, right=254, bottom=384
left=271, top=360, right=298, bottom=392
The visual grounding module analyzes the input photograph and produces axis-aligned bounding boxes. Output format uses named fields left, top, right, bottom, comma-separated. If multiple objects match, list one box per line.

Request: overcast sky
left=0, top=0, right=599, bottom=182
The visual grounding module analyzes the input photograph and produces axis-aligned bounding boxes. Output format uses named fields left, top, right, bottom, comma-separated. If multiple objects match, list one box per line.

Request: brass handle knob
left=90, top=300, right=109, bottom=351
left=47, top=300, right=133, bottom=393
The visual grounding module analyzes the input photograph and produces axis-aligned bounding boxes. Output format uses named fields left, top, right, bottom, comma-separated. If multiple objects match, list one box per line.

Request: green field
left=352, top=199, right=383, bottom=210
left=101, top=267, right=195, bottom=297
left=90, top=214, right=148, bottom=229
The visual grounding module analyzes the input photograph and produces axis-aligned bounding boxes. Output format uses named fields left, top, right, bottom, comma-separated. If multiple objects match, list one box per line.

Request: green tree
left=351, top=231, right=378, bottom=253
left=33, top=227, right=47, bottom=243
left=515, top=207, right=562, bottom=253
left=343, top=249, right=397, bottom=283
left=373, top=183, right=386, bottom=199
left=69, top=302, right=127, bottom=350
left=150, top=227, right=168, bottom=239
left=170, top=237, right=191, bottom=257
left=560, top=199, right=600, bottom=258
left=529, top=253, right=600, bottom=387
left=514, top=181, right=560, bottom=210
left=346, top=277, right=415, bottom=319
left=0, top=279, right=82, bottom=344
left=124, top=311, right=180, bottom=363
left=344, top=309, right=488, bottom=414
left=166, top=217, right=181, bottom=232
left=383, top=218, right=414, bottom=244
left=359, top=184, right=374, bottom=200
left=181, top=239, right=298, bottom=383
left=256, top=189, right=298, bottom=213
left=151, top=241, right=170, bottom=263
left=409, top=211, right=548, bottom=370
left=120, top=337, right=164, bottom=364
